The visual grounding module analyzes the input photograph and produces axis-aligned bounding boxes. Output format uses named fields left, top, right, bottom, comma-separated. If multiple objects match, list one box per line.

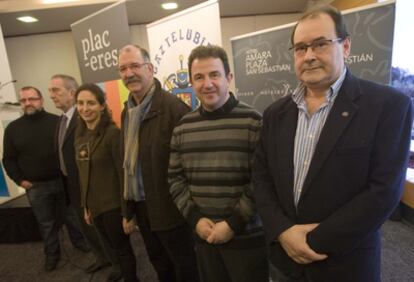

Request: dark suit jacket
left=56, top=109, right=81, bottom=207
left=253, top=71, right=412, bottom=282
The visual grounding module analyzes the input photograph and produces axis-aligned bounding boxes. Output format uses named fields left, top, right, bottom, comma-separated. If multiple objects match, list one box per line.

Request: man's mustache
left=124, top=76, right=141, bottom=85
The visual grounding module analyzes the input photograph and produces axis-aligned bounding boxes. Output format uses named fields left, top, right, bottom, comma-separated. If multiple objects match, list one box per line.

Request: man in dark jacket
left=3, top=86, right=86, bottom=271
left=253, top=5, right=412, bottom=282
left=119, top=44, right=199, bottom=282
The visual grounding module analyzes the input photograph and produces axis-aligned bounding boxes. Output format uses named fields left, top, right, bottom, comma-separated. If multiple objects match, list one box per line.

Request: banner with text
left=71, top=0, right=130, bottom=125
left=147, top=0, right=221, bottom=109
left=0, top=24, right=23, bottom=203
left=0, top=24, right=17, bottom=105
left=231, top=1, right=396, bottom=113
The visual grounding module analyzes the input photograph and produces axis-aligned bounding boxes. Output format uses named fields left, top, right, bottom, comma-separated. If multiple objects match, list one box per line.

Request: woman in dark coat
left=75, top=83, right=138, bottom=282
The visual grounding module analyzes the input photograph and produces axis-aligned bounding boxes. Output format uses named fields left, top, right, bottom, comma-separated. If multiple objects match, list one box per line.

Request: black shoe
left=85, top=261, right=111, bottom=273
left=74, top=242, right=91, bottom=253
left=44, top=257, right=59, bottom=272
left=107, top=269, right=123, bottom=282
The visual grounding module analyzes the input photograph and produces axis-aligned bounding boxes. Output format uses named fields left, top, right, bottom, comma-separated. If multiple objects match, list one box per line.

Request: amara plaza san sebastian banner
left=231, top=1, right=396, bottom=113
left=147, top=0, right=221, bottom=109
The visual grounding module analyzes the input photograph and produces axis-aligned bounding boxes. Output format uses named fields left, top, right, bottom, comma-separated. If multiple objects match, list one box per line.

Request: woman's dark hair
left=76, top=83, right=106, bottom=105
left=75, top=83, right=114, bottom=137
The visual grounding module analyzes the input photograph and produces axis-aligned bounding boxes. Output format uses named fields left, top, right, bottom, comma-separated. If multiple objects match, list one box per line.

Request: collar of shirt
left=292, top=67, right=347, bottom=108
left=199, top=92, right=238, bottom=119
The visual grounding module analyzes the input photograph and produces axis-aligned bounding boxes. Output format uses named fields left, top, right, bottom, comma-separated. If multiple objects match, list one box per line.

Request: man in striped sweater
left=168, top=45, right=269, bottom=282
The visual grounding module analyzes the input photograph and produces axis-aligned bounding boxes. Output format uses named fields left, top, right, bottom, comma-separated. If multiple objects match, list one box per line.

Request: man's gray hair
left=119, top=44, right=151, bottom=62
left=51, top=74, right=79, bottom=91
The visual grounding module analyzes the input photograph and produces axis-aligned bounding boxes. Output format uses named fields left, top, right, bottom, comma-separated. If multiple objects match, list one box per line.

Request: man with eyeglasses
left=253, top=5, right=412, bottom=282
left=2, top=86, right=84, bottom=271
left=118, top=44, right=199, bottom=282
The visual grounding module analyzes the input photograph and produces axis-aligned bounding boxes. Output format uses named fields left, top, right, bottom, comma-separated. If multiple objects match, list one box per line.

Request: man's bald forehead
left=119, top=44, right=140, bottom=55
left=119, top=44, right=150, bottom=62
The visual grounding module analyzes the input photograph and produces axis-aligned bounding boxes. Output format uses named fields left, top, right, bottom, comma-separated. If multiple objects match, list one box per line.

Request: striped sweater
left=168, top=94, right=263, bottom=236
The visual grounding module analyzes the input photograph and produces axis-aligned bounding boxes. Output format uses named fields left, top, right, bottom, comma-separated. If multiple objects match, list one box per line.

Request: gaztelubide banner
left=147, top=0, right=221, bottom=109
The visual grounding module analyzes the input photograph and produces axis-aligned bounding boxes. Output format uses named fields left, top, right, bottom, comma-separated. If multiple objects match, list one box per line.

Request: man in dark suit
left=253, top=5, right=412, bottom=282
left=48, top=74, right=119, bottom=279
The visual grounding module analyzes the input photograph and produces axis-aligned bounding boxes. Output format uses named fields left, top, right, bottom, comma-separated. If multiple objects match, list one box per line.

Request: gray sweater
left=168, top=94, right=263, bottom=239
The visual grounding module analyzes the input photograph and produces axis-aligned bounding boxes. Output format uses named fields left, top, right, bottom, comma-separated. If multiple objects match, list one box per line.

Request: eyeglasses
left=118, top=62, right=149, bottom=73
left=289, top=38, right=343, bottom=56
left=19, top=97, right=41, bottom=103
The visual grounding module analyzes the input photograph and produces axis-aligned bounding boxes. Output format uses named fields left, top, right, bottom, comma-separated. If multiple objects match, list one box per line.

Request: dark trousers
left=26, top=178, right=85, bottom=260
left=270, top=264, right=309, bottom=282
left=94, top=208, right=138, bottom=282
left=73, top=203, right=115, bottom=264
left=133, top=201, right=199, bottom=282
left=62, top=176, right=115, bottom=266
left=195, top=237, right=269, bottom=282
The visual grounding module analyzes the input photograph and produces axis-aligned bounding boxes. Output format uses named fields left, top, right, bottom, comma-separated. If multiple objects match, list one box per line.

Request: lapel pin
left=342, top=111, right=349, bottom=117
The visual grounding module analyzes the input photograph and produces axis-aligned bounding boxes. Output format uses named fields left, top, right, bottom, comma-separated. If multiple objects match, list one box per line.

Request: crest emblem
left=163, top=55, right=199, bottom=109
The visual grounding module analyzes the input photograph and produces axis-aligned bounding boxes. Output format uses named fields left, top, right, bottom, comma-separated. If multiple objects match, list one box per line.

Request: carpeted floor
left=0, top=229, right=158, bottom=282
left=0, top=220, right=413, bottom=281
left=381, top=220, right=414, bottom=281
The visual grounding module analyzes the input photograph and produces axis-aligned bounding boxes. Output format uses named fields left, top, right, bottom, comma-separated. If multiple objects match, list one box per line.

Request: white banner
left=0, top=24, right=23, bottom=203
left=147, top=0, right=221, bottom=109
left=0, top=24, right=17, bottom=104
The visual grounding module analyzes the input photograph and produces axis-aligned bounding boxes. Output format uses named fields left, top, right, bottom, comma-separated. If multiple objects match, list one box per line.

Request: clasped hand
left=195, top=218, right=234, bottom=244
left=278, top=223, right=328, bottom=264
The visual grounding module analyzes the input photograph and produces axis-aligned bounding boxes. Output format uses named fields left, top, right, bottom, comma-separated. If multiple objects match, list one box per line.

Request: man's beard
left=24, top=107, right=42, bottom=115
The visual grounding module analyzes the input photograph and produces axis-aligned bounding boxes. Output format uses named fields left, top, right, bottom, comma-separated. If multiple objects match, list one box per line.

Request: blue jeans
left=26, top=178, right=84, bottom=260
